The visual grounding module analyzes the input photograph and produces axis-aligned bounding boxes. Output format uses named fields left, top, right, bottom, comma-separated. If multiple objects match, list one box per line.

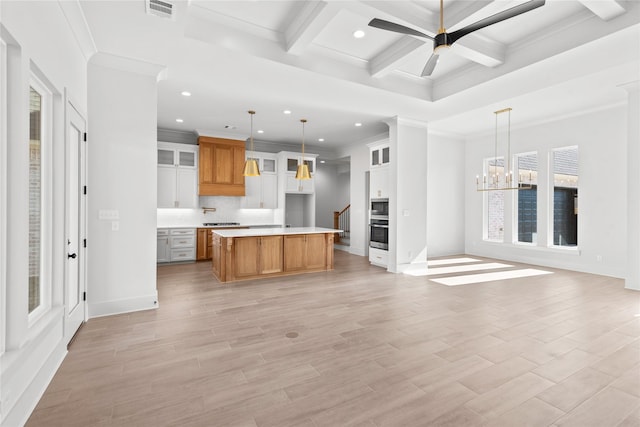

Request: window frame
left=27, top=72, right=53, bottom=326
left=483, top=156, right=505, bottom=242
left=549, top=146, right=579, bottom=250
left=514, top=151, right=538, bottom=246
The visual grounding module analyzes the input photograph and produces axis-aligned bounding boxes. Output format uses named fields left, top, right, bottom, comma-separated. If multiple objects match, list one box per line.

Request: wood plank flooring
left=27, top=252, right=640, bottom=426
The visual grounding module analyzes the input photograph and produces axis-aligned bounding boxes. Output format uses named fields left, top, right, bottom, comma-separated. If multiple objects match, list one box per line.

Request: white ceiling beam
left=369, top=36, right=426, bottom=78
left=578, top=0, right=626, bottom=21
left=359, top=1, right=436, bottom=33
left=284, top=1, right=339, bottom=55
left=453, top=35, right=506, bottom=67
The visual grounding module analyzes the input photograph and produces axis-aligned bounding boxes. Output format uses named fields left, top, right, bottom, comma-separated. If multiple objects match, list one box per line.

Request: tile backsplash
left=157, top=196, right=279, bottom=227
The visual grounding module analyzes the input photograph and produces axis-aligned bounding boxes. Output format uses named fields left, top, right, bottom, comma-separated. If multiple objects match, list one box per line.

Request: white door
left=64, top=101, right=87, bottom=345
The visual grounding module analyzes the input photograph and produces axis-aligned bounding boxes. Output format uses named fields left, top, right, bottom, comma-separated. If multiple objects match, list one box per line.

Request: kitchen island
left=211, top=227, right=340, bottom=283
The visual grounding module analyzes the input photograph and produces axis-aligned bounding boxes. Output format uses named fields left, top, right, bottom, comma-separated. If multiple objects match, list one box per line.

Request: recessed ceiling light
left=257, top=130, right=264, bottom=134
left=176, top=118, right=184, bottom=123
left=181, top=91, right=191, bottom=97
left=355, top=122, right=362, bottom=127
left=224, top=125, right=236, bottom=129
left=353, top=30, right=365, bottom=39
left=318, top=138, right=324, bottom=142
left=283, top=110, right=292, bottom=115
left=320, top=160, right=326, bottom=164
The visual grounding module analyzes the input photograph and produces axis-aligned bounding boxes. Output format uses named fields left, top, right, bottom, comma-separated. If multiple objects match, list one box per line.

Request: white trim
left=27, top=73, right=53, bottom=327
left=0, top=37, right=7, bottom=358
left=88, top=293, right=159, bottom=318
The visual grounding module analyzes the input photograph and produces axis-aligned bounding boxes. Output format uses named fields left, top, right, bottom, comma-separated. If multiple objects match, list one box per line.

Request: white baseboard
left=88, top=292, right=159, bottom=318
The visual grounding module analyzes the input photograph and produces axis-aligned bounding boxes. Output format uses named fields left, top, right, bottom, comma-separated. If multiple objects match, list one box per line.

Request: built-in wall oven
left=369, top=198, right=389, bottom=250
left=369, top=218, right=389, bottom=250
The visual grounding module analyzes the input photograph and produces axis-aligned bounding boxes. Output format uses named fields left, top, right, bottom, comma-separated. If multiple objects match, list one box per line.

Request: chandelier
left=476, top=107, right=532, bottom=191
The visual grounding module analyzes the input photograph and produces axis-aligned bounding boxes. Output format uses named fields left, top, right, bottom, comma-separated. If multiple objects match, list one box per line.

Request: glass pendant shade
left=295, top=163, right=311, bottom=180
left=243, top=158, right=260, bottom=177
left=243, top=110, right=260, bottom=177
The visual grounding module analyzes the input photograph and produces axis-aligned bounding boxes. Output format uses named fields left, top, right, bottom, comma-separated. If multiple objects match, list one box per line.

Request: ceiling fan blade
left=449, top=0, right=545, bottom=44
left=421, top=53, right=439, bottom=77
left=368, top=18, right=433, bottom=39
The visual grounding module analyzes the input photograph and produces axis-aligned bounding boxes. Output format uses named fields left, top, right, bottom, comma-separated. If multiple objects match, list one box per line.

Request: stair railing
left=333, top=204, right=350, bottom=244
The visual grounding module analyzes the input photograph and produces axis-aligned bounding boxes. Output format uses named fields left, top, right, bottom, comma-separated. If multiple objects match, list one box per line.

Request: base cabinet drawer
left=171, top=248, right=195, bottom=262
left=170, top=236, right=195, bottom=248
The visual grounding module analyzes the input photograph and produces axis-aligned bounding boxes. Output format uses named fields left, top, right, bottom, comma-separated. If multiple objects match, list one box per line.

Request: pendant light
left=242, top=110, right=260, bottom=177
left=295, top=119, right=311, bottom=180
left=476, top=107, right=532, bottom=191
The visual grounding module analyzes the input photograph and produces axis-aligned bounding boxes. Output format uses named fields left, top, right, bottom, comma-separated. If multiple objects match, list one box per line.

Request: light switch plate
left=99, top=209, right=119, bottom=220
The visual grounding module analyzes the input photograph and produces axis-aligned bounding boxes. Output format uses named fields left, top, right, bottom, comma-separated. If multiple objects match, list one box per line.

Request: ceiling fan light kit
left=369, top=0, right=545, bottom=77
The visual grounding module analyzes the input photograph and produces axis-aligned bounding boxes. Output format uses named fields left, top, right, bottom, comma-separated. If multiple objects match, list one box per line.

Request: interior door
left=64, top=100, right=87, bottom=345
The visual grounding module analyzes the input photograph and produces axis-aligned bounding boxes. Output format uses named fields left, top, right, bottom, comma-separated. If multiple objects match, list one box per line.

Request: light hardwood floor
left=27, top=252, right=640, bottom=426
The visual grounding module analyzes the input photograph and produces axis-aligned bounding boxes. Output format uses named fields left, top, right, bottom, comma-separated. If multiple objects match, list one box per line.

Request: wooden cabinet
left=233, top=236, right=284, bottom=278
left=212, top=231, right=334, bottom=283
left=196, top=229, right=211, bottom=260
left=198, top=136, right=245, bottom=196
left=157, top=142, right=198, bottom=208
left=283, top=234, right=327, bottom=272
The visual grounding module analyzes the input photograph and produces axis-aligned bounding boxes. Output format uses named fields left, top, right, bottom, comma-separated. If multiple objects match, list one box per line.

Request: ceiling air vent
left=146, top=0, right=175, bottom=20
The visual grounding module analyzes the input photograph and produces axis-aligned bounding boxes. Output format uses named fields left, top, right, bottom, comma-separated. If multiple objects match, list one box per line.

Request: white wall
left=0, top=1, right=88, bottom=425
left=465, top=105, right=627, bottom=278
left=314, top=163, right=339, bottom=229
left=87, top=60, right=159, bottom=317
left=336, top=143, right=370, bottom=256
left=427, top=132, right=465, bottom=257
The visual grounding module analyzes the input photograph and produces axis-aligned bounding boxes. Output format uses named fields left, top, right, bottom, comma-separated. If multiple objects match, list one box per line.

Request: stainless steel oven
left=369, top=218, right=389, bottom=250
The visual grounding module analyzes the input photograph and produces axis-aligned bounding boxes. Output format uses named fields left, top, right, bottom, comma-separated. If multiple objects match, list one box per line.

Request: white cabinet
left=370, top=144, right=389, bottom=168
left=370, top=167, right=390, bottom=199
left=242, top=153, right=278, bottom=209
left=369, top=247, right=388, bottom=268
left=157, top=229, right=170, bottom=263
left=278, top=151, right=317, bottom=194
left=157, top=142, right=198, bottom=208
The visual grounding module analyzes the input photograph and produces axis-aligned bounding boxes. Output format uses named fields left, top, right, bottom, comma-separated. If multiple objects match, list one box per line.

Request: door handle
left=68, top=253, right=77, bottom=259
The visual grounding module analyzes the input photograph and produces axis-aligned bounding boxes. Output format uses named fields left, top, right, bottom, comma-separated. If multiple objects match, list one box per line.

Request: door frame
left=64, top=95, right=87, bottom=345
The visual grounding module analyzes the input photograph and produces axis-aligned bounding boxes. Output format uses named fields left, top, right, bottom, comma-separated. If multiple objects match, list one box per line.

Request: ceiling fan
left=369, top=0, right=545, bottom=77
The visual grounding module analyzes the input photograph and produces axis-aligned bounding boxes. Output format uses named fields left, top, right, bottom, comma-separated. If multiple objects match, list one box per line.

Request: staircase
left=334, top=204, right=350, bottom=250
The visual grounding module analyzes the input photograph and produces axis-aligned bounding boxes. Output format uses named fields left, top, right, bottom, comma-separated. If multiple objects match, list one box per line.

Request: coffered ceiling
left=76, top=0, right=640, bottom=151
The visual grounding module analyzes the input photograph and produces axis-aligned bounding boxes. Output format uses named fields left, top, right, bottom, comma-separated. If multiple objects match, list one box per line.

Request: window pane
left=516, top=153, right=538, bottom=243
left=553, top=147, right=578, bottom=247
left=486, top=157, right=504, bottom=241
left=29, top=86, right=42, bottom=313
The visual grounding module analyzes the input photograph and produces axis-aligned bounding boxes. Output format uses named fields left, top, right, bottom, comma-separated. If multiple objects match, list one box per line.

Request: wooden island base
left=211, top=228, right=338, bottom=283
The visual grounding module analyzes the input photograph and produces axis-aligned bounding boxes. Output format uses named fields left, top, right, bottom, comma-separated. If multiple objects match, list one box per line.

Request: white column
left=622, top=81, right=640, bottom=291
left=385, top=116, right=429, bottom=273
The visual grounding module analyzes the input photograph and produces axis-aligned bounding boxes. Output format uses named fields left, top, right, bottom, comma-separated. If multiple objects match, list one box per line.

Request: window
left=485, top=157, right=504, bottom=241
left=28, top=74, right=52, bottom=322
left=552, top=147, right=578, bottom=247
left=516, top=153, right=538, bottom=243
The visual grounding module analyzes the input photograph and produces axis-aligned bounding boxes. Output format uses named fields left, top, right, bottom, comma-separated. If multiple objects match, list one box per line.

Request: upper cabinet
left=278, top=151, right=317, bottom=194
left=241, top=152, right=278, bottom=209
left=198, top=136, right=245, bottom=196
left=157, top=142, right=198, bottom=208
left=370, top=143, right=390, bottom=168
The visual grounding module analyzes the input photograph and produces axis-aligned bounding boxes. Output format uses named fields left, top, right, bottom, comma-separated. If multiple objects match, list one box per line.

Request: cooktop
left=203, top=222, right=240, bottom=226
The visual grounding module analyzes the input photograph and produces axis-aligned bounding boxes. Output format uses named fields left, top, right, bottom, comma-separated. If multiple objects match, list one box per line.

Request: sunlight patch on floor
left=427, top=257, right=481, bottom=266
left=403, top=262, right=513, bottom=277
left=431, top=268, right=553, bottom=286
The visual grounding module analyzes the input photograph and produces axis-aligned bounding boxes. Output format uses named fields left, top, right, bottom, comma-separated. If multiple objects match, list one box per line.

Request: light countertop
left=158, top=224, right=281, bottom=229
left=213, top=227, right=341, bottom=238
